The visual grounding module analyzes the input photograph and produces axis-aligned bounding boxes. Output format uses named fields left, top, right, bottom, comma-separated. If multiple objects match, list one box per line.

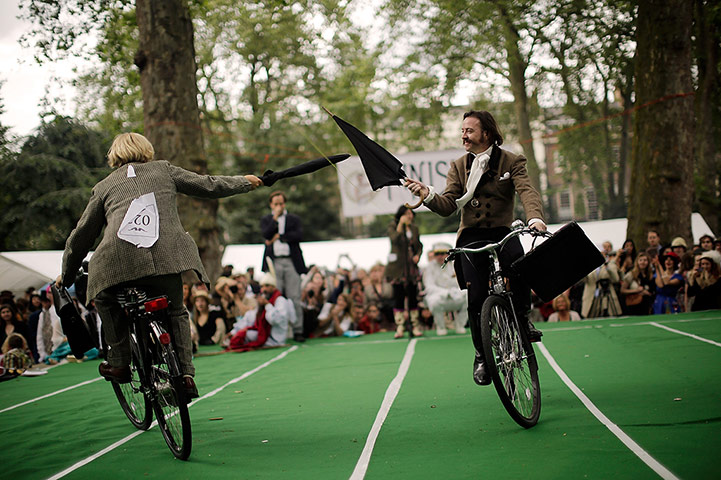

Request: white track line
left=649, top=322, right=721, bottom=348
left=537, top=343, right=679, bottom=480
left=47, top=346, right=298, bottom=480
left=0, top=377, right=103, bottom=414
left=349, top=338, right=417, bottom=480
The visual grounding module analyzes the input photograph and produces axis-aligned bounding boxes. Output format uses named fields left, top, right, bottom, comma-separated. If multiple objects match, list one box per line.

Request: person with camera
left=651, top=252, right=684, bottom=314
left=686, top=252, right=721, bottom=311
left=581, top=246, right=622, bottom=318
left=226, top=271, right=293, bottom=350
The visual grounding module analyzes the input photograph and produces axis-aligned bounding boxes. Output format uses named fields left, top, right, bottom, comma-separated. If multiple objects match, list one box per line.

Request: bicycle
left=110, top=287, right=192, bottom=460
left=443, top=221, right=551, bottom=428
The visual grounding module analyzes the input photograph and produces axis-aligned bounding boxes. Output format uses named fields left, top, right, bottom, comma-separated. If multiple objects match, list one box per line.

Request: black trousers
left=455, top=227, right=530, bottom=356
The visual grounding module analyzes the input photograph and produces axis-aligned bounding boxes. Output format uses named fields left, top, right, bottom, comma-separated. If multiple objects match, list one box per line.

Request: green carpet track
left=1, top=311, right=719, bottom=479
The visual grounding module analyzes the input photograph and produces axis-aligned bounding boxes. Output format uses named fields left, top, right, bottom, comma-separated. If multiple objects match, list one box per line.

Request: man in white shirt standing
left=260, top=191, right=307, bottom=343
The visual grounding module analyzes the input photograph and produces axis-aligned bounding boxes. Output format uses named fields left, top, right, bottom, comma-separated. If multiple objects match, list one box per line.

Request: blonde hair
left=552, top=294, right=570, bottom=311
left=107, top=132, right=155, bottom=168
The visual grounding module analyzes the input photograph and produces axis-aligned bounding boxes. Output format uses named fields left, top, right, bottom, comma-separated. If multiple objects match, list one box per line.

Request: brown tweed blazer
left=425, top=145, right=544, bottom=236
left=62, top=160, right=253, bottom=300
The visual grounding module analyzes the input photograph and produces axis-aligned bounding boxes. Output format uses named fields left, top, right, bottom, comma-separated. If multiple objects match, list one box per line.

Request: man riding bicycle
left=405, top=110, right=546, bottom=386
left=60, top=132, right=262, bottom=399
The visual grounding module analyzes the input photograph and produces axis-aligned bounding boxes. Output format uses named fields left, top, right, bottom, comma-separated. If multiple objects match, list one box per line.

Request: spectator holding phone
left=686, top=252, right=721, bottom=311
left=652, top=252, right=684, bottom=314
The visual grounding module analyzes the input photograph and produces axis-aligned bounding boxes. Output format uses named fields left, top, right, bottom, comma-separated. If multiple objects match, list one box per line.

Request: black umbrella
left=259, top=153, right=350, bottom=187
left=323, top=107, right=425, bottom=209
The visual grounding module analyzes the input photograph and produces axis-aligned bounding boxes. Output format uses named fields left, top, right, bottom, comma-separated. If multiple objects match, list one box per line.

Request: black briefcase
left=52, top=284, right=98, bottom=358
left=511, top=222, right=604, bottom=302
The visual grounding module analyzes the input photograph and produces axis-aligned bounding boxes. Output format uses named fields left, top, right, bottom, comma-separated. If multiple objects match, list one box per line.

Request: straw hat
left=431, top=242, right=452, bottom=254
left=671, top=237, right=687, bottom=248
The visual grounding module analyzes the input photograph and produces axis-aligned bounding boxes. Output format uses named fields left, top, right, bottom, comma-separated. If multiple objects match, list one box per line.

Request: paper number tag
left=117, top=192, right=160, bottom=248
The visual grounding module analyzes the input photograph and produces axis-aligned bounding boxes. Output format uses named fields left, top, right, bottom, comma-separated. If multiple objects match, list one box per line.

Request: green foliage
left=0, top=117, right=112, bottom=250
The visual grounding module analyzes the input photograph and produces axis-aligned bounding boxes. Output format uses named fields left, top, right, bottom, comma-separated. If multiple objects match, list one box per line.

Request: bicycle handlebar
left=442, top=222, right=552, bottom=268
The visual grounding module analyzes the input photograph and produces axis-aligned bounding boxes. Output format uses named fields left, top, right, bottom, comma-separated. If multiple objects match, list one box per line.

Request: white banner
left=337, top=149, right=465, bottom=217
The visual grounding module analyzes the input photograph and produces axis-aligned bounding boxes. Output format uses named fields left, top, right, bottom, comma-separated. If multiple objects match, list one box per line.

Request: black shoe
left=473, top=356, right=491, bottom=386
left=183, top=375, right=199, bottom=401
left=293, top=333, right=306, bottom=343
left=527, top=322, right=543, bottom=343
left=98, top=361, right=131, bottom=384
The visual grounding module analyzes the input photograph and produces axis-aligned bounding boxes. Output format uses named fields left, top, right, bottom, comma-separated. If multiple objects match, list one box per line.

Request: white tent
left=222, top=213, right=716, bottom=276
left=1, top=214, right=715, bottom=294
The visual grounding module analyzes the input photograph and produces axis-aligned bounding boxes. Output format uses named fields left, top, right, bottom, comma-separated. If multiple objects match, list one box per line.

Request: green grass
left=2, top=311, right=720, bottom=479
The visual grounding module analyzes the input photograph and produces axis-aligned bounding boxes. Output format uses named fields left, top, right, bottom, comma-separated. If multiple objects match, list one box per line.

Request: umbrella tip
left=321, top=105, right=334, bottom=117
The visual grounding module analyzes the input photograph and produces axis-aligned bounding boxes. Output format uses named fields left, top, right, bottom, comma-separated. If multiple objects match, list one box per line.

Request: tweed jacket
left=425, top=145, right=544, bottom=236
left=62, top=160, right=252, bottom=300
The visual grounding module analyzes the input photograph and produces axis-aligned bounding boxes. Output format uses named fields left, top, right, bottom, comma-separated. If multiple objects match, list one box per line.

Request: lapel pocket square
left=499, top=172, right=511, bottom=181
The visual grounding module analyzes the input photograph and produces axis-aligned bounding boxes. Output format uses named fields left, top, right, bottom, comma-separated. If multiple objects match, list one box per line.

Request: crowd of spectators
left=2, top=229, right=721, bottom=381
left=534, top=230, right=721, bottom=322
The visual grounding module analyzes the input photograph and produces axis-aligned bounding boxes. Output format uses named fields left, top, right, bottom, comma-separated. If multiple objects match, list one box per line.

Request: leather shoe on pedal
left=98, top=361, right=131, bottom=384
left=527, top=322, right=543, bottom=343
left=183, top=375, right=199, bottom=401
left=473, top=356, right=492, bottom=386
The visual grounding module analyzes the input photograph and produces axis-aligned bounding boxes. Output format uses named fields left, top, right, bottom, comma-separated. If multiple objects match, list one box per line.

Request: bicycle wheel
left=480, top=295, right=541, bottom=428
left=149, top=335, right=192, bottom=460
left=112, top=333, right=152, bottom=430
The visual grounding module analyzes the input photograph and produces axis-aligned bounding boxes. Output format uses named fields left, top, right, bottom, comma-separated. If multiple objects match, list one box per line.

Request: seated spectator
left=1, top=333, right=33, bottom=381
left=314, top=293, right=353, bottom=337
left=301, top=266, right=327, bottom=337
left=1, top=333, right=33, bottom=376
left=686, top=252, right=721, bottom=311
left=652, top=252, right=684, bottom=314
left=33, top=289, right=70, bottom=364
left=422, top=242, right=468, bottom=335
left=714, top=238, right=721, bottom=254
left=364, top=263, right=394, bottom=326
left=620, top=252, right=655, bottom=316
left=547, top=294, right=581, bottom=322
left=582, top=252, right=622, bottom=318
left=358, top=302, right=390, bottom=333
left=1, top=303, right=31, bottom=349
left=214, top=276, right=256, bottom=332
left=348, top=279, right=366, bottom=309
left=191, top=291, right=227, bottom=346
left=615, top=239, right=637, bottom=275
left=227, top=272, right=292, bottom=350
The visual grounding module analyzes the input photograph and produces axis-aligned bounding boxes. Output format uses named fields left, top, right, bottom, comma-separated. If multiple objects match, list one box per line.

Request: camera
left=229, top=285, right=239, bottom=294
left=597, top=278, right=611, bottom=292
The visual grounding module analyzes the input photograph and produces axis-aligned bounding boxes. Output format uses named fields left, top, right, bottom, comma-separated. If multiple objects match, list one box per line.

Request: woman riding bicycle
left=59, top=133, right=262, bottom=399
left=404, top=110, right=545, bottom=386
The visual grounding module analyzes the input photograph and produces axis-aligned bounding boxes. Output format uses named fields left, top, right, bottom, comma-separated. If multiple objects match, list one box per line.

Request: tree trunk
left=135, top=0, right=222, bottom=282
left=499, top=14, right=542, bottom=192
left=694, top=0, right=721, bottom=235
left=627, top=0, right=695, bottom=248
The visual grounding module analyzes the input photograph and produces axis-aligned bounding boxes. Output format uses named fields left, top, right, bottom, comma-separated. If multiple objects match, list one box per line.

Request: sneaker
left=472, top=356, right=491, bottom=386
left=293, top=333, right=306, bottom=343
left=394, top=326, right=405, bottom=339
left=98, top=361, right=131, bottom=384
